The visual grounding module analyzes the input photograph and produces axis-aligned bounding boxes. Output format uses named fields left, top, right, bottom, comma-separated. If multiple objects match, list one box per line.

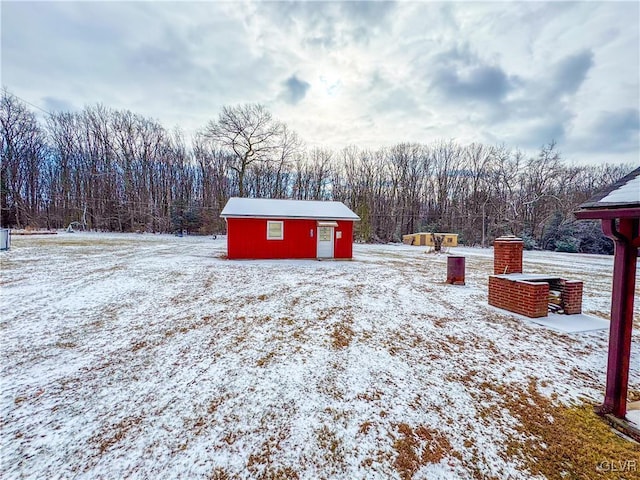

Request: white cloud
left=2, top=1, right=638, bottom=164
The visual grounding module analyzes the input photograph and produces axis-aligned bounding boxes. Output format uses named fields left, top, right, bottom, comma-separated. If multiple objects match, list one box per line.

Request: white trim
left=224, top=215, right=357, bottom=221
left=266, top=220, right=283, bottom=240
left=317, top=221, right=339, bottom=227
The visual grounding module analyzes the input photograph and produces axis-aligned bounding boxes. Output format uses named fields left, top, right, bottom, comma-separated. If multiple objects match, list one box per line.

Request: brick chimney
left=494, top=236, right=523, bottom=274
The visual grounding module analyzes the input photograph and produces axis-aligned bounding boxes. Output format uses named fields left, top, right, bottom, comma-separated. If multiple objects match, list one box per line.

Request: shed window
left=318, top=227, right=332, bottom=241
left=267, top=221, right=283, bottom=240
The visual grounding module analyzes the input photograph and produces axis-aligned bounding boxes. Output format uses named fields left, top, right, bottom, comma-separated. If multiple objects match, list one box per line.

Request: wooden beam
left=598, top=218, right=639, bottom=419
left=600, top=413, right=640, bottom=443
left=575, top=207, right=640, bottom=220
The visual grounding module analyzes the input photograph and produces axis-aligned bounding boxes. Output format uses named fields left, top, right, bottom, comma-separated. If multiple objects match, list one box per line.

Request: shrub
left=575, top=221, right=614, bottom=255
left=520, top=232, right=538, bottom=250
left=555, top=239, right=579, bottom=253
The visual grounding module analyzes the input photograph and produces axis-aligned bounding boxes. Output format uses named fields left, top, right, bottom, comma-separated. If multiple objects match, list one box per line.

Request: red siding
left=334, top=220, right=353, bottom=259
left=226, top=217, right=355, bottom=259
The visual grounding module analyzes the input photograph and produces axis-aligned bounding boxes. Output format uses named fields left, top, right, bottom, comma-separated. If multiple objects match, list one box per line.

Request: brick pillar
left=494, top=236, right=524, bottom=275
left=561, top=280, right=583, bottom=314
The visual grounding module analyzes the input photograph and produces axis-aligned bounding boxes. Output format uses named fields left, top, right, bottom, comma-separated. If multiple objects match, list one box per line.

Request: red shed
left=220, top=197, right=360, bottom=260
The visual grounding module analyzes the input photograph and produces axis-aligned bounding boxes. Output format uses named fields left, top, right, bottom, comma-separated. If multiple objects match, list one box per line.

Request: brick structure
left=488, top=276, right=549, bottom=318
left=560, top=280, right=583, bottom=314
left=488, top=237, right=583, bottom=318
left=494, top=236, right=523, bottom=274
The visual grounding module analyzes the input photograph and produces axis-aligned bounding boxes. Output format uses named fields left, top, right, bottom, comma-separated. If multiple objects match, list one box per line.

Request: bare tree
left=1, top=90, right=46, bottom=228
left=3, top=88, right=635, bottom=247
left=292, top=147, right=332, bottom=200
left=204, top=104, right=285, bottom=197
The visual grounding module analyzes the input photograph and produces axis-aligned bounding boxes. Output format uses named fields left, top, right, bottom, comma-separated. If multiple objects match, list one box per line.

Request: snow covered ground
left=1, top=232, right=639, bottom=479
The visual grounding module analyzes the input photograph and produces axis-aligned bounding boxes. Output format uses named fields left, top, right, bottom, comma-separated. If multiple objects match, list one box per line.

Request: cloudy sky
left=2, top=1, right=639, bottom=164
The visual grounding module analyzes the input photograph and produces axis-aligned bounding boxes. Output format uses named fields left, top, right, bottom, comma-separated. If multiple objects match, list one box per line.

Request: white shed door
left=317, top=226, right=334, bottom=258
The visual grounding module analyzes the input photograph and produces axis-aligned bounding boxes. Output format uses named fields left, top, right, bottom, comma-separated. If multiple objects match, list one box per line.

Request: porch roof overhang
left=574, top=166, right=640, bottom=219
left=574, top=206, right=640, bottom=220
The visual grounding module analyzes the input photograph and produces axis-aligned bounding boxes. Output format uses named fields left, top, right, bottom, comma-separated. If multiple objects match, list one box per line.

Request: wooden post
left=599, top=218, right=639, bottom=418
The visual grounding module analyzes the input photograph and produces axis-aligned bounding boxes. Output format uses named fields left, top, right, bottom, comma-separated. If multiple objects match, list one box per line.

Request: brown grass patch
left=502, top=379, right=640, bottom=479
left=289, top=296, right=301, bottom=307
left=360, top=458, right=374, bottom=468
left=245, top=465, right=299, bottom=480
left=0, top=275, right=29, bottom=286
left=209, top=467, right=237, bottom=480
left=131, top=341, right=147, bottom=351
left=278, top=316, right=295, bottom=327
left=331, top=323, right=355, bottom=349
left=316, top=425, right=345, bottom=467
left=356, top=389, right=383, bottom=402
left=256, top=351, right=276, bottom=367
left=343, top=283, right=365, bottom=299
left=317, top=306, right=341, bottom=322
left=247, top=431, right=299, bottom=480
left=431, top=316, right=449, bottom=329
left=90, top=416, right=142, bottom=454
left=392, top=423, right=454, bottom=480
left=358, top=421, right=374, bottom=435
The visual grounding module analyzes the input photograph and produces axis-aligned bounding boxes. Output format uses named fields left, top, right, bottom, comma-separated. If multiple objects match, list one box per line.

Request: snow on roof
left=579, top=166, right=640, bottom=209
left=220, top=197, right=360, bottom=220
left=599, top=173, right=640, bottom=204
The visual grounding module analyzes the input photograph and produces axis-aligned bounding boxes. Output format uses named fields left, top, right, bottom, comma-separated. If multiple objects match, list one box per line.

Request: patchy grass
left=90, top=416, right=142, bottom=455
left=330, top=322, right=355, bottom=349
left=315, top=424, right=346, bottom=474
left=503, top=380, right=640, bottom=480
left=2, top=232, right=639, bottom=479
left=209, top=468, right=235, bottom=480
left=392, top=423, right=455, bottom=480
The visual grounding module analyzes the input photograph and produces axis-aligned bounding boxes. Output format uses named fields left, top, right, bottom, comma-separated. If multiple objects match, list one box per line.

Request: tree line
left=1, top=90, right=634, bottom=252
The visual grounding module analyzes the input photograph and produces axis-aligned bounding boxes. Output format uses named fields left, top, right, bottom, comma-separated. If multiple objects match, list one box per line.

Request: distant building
left=220, top=198, right=360, bottom=259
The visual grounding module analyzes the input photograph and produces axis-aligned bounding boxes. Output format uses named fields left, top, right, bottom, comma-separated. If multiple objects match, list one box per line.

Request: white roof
left=579, top=167, right=640, bottom=210
left=599, top=174, right=640, bottom=204
left=220, top=197, right=360, bottom=220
